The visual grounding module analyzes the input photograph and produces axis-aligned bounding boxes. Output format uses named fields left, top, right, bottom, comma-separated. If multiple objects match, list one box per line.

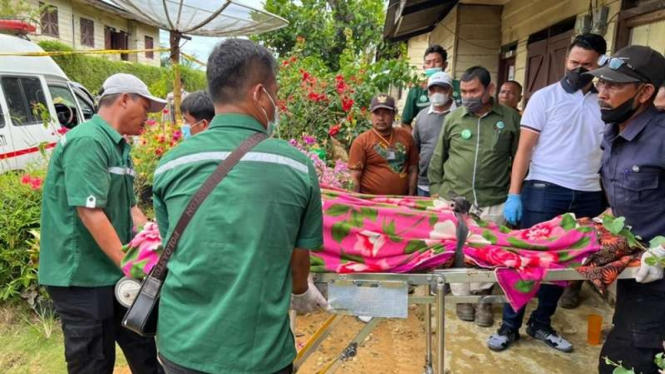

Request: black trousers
left=160, top=354, right=294, bottom=374
left=598, top=280, right=665, bottom=374
left=47, top=286, right=164, bottom=374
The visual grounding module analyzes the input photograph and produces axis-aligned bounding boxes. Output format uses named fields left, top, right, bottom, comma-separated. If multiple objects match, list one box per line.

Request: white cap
left=100, top=73, right=167, bottom=113
left=427, top=72, right=453, bottom=89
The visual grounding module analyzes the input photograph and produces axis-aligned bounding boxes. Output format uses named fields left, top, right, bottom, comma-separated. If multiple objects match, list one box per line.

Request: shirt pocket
left=616, top=167, right=660, bottom=206
left=491, top=130, right=512, bottom=154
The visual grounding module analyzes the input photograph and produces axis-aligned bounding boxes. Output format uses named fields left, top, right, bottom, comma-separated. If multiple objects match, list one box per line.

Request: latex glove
left=635, top=246, right=665, bottom=284
left=503, top=194, right=522, bottom=225
left=290, top=283, right=330, bottom=313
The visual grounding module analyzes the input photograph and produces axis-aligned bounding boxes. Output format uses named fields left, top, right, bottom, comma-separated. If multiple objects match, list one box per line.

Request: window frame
left=40, top=2, right=59, bottom=38
left=1, top=76, right=49, bottom=127
left=80, top=18, right=95, bottom=47
left=144, top=35, right=154, bottom=59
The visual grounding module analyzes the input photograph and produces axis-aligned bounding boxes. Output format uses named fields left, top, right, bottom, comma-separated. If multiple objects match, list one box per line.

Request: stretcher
left=294, top=266, right=638, bottom=374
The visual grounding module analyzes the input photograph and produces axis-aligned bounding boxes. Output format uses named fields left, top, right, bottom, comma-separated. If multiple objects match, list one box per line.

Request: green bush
left=0, top=169, right=45, bottom=303
left=37, top=41, right=206, bottom=97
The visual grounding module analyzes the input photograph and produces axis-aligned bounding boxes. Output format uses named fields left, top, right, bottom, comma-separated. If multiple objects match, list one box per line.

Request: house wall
left=501, top=0, right=622, bottom=89
left=454, top=5, right=502, bottom=81
left=630, top=18, right=665, bottom=54
left=28, top=0, right=160, bottom=66
left=429, top=6, right=458, bottom=77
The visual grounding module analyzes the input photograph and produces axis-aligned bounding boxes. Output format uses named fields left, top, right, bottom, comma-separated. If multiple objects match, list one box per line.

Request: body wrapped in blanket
left=122, top=188, right=641, bottom=312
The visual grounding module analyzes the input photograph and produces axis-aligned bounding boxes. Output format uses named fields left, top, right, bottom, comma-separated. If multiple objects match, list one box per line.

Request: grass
left=0, top=305, right=128, bottom=374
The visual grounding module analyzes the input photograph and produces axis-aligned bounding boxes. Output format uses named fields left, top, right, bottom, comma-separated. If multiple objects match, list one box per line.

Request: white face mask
left=257, top=87, right=280, bottom=136
left=430, top=92, right=449, bottom=106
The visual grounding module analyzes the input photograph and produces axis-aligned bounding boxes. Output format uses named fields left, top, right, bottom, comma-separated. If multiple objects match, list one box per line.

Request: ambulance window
left=0, top=103, right=4, bottom=128
left=75, top=92, right=94, bottom=120
left=1, top=77, right=48, bottom=126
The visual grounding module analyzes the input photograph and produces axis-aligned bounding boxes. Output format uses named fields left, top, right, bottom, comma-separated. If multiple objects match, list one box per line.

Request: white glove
left=635, top=246, right=665, bottom=284
left=290, top=283, right=330, bottom=313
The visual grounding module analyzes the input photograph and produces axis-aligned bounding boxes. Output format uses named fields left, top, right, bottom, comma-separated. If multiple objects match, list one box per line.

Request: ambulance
left=0, top=30, right=96, bottom=172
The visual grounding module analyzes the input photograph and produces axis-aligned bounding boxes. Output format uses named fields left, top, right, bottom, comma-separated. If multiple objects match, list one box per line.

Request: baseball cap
left=428, top=72, right=453, bottom=89
left=370, top=93, right=397, bottom=113
left=100, top=73, right=167, bottom=113
left=585, top=45, right=665, bottom=88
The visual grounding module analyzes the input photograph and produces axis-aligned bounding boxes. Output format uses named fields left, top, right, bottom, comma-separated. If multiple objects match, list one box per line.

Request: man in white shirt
left=489, top=33, right=608, bottom=353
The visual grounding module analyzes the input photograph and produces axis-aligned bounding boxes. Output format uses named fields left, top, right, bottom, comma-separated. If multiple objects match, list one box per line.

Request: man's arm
left=508, top=129, right=539, bottom=194
left=76, top=207, right=124, bottom=267
left=408, top=165, right=418, bottom=196
left=131, top=205, right=148, bottom=229
left=291, top=249, right=310, bottom=294
left=401, top=88, right=417, bottom=128
left=427, top=117, right=450, bottom=197
left=350, top=170, right=362, bottom=192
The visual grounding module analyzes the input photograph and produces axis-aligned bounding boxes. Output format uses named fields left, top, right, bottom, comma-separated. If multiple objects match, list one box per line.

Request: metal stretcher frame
left=300, top=267, right=638, bottom=374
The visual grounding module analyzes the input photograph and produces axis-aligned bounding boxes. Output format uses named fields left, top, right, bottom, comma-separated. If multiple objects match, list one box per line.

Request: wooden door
left=524, top=39, right=549, bottom=104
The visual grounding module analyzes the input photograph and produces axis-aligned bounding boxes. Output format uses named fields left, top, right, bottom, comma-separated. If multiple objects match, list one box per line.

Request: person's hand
left=503, top=194, right=522, bottom=225
left=636, top=246, right=665, bottom=284
left=291, top=283, right=330, bottom=313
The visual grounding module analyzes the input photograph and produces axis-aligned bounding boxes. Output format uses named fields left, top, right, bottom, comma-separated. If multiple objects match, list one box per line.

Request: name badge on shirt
left=386, top=147, right=397, bottom=161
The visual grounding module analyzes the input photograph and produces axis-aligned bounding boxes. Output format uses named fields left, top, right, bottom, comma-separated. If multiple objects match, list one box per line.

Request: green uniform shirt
left=153, top=114, right=323, bottom=374
left=428, top=101, right=521, bottom=207
left=401, top=80, right=462, bottom=125
left=39, top=115, right=136, bottom=287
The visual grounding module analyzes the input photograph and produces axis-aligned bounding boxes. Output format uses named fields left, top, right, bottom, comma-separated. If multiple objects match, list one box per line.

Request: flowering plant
left=289, top=135, right=353, bottom=190
left=276, top=38, right=416, bottom=151
left=131, top=109, right=183, bottom=196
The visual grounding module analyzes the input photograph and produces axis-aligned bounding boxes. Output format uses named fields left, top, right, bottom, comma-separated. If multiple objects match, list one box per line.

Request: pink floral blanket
left=122, top=188, right=615, bottom=311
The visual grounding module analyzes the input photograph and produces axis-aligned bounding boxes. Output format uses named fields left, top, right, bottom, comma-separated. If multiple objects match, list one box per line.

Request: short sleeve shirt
left=39, top=115, right=135, bottom=287
left=153, top=114, right=323, bottom=374
left=601, top=107, right=665, bottom=243
left=348, top=127, right=419, bottom=195
left=521, top=80, right=604, bottom=191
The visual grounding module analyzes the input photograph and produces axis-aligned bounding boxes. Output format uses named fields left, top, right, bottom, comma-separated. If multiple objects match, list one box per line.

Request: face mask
left=430, top=92, right=449, bottom=106
left=425, top=67, right=443, bottom=78
left=565, top=67, right=594, bottom=91
left=600, top=89, right=642, bottom=124
left=258, top=87, right=280, bottom=136
left=181, top=124, right=191, bottom=139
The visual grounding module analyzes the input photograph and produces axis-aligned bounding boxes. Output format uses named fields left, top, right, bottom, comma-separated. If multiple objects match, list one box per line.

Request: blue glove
left=503, top=194, right=522, bottom=225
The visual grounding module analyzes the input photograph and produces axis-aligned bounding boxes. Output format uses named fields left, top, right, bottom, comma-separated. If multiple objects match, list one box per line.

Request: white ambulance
left=0, top=32, right=96, bottom=172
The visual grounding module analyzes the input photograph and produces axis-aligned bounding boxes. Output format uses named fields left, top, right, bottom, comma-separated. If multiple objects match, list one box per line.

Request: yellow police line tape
left=180, top=52, right=206, bottom=67
left=0, top=47, right=170, bottom=57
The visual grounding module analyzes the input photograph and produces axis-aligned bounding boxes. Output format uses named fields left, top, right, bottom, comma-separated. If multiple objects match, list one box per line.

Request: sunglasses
left=602, top=57, right=651, bottom=82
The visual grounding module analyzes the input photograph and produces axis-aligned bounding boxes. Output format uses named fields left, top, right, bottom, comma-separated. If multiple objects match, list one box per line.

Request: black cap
left=586, top=45, right=665, bottom=88
left=370, top=93, right=397, bottom=113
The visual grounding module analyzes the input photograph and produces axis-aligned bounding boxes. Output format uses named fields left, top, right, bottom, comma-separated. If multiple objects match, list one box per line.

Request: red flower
left=162, top=108, right=169, bottom=114
left=361, top=106, right=367, bottom=115
left=157, top=135, right=166, bottom=143
left=155, top=147, right=164, bottom=156
left=308, top=92, right=320, bottom=101
left=301, top=70, right=311, bottom=82
left=20, top=175, right=32, bottom=185
left=30, top=177, right=43, bottom=190
left=282, top=60, right=289, bottom=67
left=290, top=56, right=297, bottom=63
left=336, top=81, right=347, bottom=94
left=296, top=36, right=305, bottom=43
left=146, top=119, right=157, bottom=126
left=329, top=124, right=341, bottom=137
left=140, top=140, right=147, bottom=146
left=56, top=127, right=68, bottom=135
left=341, top=97, right=354, bottom=112
left=172, top=130, right=182, bottom=141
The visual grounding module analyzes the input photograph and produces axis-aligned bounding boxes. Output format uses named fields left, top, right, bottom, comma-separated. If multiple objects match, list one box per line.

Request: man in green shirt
left=428, top=66, right=520, bottom=327
left=401, top=44, right=462, bottom=131
left=39, top=74, right=166, bottom=374
left=153, top=39, right=328, bottom=374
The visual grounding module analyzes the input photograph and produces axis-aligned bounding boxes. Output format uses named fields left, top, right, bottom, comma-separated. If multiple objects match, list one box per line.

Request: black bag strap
left=149, top=132, right=267, bottom=281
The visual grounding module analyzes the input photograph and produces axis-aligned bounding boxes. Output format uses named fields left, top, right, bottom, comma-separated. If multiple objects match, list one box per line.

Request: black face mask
left=600, top=90, right=642, bottom=124
left=565, top=67, right=594, bottom=91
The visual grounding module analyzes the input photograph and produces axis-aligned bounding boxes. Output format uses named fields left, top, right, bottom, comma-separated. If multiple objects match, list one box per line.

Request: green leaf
left=388, top=235, right=403, bottom=243
left=507, top=237, right=549, bottom=251
left=310, top=254, right=325, bottom=267
left=350, top=210, right=363, bottom=228
left=429, top=214, right=438, bottom=228
left=570, top=236, right=591, bottom=250
left=332, top=221, right=350, bottom=243
left=38, top=141, right=48, bottom=158
left=326, top=204, right=351, bottom=217
left=645, top=256, right=658, bottom=266
left=577, top=226, right=593, bottom=233
left=499, top=226, right=512, bottom=234
left=482, top=230, right=498, bottom=244
left=515, top=280, right=535, bottom=293
left=560, top=214, right=577, bottom=230
left=360, top=207, right=378, bottom=222
left=383, top=219, right=397, bottom=237
left=431, top=244, right=445, bottom=254
left=650, top=236, right=665, bottom=249
left=604, top=216, right=625, bottom=235
left=404, top=240, right=428, bottom=254
left=558, top=251, right=573, bottom=262
left=612, top=368, right=636, bottom=374
left=342, top=253, right=365, bottom=264
left=477, top=219, right=490, bottom=228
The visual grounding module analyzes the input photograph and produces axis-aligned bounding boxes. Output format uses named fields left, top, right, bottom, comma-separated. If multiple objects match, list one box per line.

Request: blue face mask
left=181, top=124, right=191, bottom=139
left=425, top=67, right=443, bottom=78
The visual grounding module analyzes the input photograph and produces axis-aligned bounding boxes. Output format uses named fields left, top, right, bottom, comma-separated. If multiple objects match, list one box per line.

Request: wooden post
left=170, top=30, right=182, bottom=126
